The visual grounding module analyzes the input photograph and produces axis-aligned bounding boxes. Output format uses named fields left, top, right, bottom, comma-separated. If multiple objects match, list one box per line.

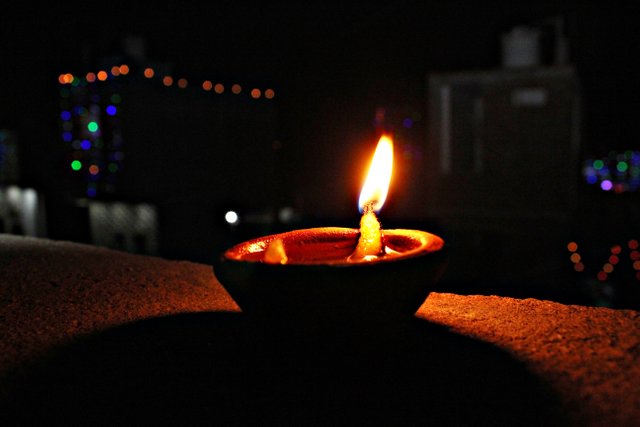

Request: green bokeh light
left=71, top=160, right=82, bottom=171
left=593, top=159, right=604, bottom=170
left=617, top=162, right=629, bottom=173
left=87, top=121, right=99, bottom=132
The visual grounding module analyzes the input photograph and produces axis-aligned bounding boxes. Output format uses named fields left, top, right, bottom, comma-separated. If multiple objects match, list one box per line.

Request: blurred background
left=1, top=1, right=639, bottom=309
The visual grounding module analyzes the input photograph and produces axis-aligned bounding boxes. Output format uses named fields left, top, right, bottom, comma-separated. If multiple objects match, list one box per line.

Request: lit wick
left=349, top=134, right=394, bottom=262
left=262, top=134, right=393, bottom=265
left=350, top=202, right=384, bottom=261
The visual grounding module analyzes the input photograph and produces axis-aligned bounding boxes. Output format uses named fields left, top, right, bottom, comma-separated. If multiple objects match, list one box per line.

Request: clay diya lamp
left=215, top=135, right=448, bottom=327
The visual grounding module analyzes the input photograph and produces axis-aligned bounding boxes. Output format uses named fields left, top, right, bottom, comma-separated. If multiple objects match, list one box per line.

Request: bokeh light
left=214, top=83, right=224, bottom=94
left=264, top=88, right=275, bottom=99
left=231, top=84, right=242, bottom=94
left=59, top=73, right=74, bottom=84
left=97, top=71, right=108, bottom=81
left=163, top=76, right=173, bottom=87
left=583, top=151, right=640, bottom=193
left=202, top=80, right=213, bottom=91
left=617, top=161, right=628, bottom=173
left=144, top=68, right=155, bottom=78
left=225, top=211, right=239, bottom=224
left=600, top=180, right=613, bottom=191
left=177, top=78, right=188, bottom=89
left=250, top=88, right=261, bottom=99
left=71, top=160, right=82, bottom=171
left=87, top=122, right=99, bottom=132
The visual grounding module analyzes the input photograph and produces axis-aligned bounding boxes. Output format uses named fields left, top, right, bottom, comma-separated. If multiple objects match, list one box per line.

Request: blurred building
left=0, top=130, right=47, bottom=237
left=425, top=66, right=582, bottom=296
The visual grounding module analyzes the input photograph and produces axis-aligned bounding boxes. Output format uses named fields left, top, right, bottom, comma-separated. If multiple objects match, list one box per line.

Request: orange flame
left=358, top=134, right=393, bottom=213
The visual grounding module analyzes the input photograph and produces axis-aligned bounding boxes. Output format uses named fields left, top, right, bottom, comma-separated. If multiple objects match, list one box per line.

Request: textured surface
left=0, top=234, right=239, bottom=383
left=418, top=293, right=640, bottom=426
left=1, top=234, right=639, bottom=425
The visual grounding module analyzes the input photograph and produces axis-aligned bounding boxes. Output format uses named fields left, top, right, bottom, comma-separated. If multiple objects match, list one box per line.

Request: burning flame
left=358, top=134, right=394, bottom=213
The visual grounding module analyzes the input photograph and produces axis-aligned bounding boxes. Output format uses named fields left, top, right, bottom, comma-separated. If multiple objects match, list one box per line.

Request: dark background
left=1, top=1, right=639, bottom=308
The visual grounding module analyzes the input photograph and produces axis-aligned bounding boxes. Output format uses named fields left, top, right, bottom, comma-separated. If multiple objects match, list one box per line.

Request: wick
left=349, top=203, right=385, bottom=261
left=264, top=238, right=288, bottom=264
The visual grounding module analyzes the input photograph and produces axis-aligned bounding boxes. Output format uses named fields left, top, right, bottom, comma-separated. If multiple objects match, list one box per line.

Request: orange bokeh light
left=251, top=88, right=261, bottom=99
left=163, top=76, right=173, bottom=86
left=231, top=84, right=242, bottom=94
left=567, top=242, right=578, bottom=252
left=177, top=78, right=188, bottom=88
left=97, top=71, right=108, bottom=81
left=214, top=83, right=224, bottom=94
left=111, top=66, right=121, bottom=76
left=144, top=68, right=155, bottom=78
left=202, top=80, right=213, bottom=91
left=264, top=88, right=275, bottom=99
left=86, top=72, right=96, bottom=82
left=119, top=64, right=130, bottom=75
left=59, top=73, right=74, bottom=84
left=570, top=253, right=581, bottom=264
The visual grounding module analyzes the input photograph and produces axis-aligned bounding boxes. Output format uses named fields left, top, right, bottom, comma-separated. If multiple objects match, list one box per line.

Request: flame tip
left=358, top=135, right=394, bottom=213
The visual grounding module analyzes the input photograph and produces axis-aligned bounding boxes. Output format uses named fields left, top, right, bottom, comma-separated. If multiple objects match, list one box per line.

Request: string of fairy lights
left=58, top=63, right=276, bottom=198
left=58, top=64, right=276, bottom=99
left=583, top=151, right=640, bottom=193
left=567, top=239, right=640, bottom=282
